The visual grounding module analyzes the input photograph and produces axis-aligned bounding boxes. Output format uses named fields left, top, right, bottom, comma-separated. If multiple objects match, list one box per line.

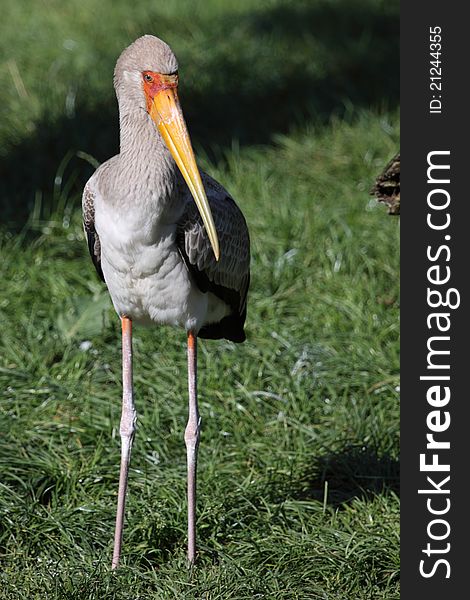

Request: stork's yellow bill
left=143, top=71, right=220, bottom=261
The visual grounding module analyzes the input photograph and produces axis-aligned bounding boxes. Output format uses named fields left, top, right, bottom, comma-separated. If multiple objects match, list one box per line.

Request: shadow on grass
left=262, top=445, right=399, bottom=507
left=0, top=0, right=398, bottom=229
left=184, top=0, right=399, bottom=149
left=298, top=445, right=399, bottom=506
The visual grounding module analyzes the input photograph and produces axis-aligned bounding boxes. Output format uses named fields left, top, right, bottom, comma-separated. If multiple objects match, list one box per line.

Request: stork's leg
left=185, top=330, right=200, bottom=565
left=111, top=316, right=136, bottom=570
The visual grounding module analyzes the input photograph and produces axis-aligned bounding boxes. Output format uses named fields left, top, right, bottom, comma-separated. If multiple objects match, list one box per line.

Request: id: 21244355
left=429, top=26, right=442, bottom=115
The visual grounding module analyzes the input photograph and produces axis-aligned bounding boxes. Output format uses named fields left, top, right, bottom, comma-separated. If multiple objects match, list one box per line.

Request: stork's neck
left=117, top=108, right=179, bottom=206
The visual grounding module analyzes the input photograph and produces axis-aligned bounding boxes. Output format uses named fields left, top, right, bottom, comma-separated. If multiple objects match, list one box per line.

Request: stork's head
left=114, top=35, right=219, bottom=261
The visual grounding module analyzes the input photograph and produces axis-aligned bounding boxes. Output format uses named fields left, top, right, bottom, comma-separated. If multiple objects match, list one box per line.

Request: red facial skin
left=142, top=71, right=178, bottom=112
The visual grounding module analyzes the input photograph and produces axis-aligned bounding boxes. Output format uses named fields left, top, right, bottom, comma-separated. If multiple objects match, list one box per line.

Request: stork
left=82, top=35, right=250, bottom=569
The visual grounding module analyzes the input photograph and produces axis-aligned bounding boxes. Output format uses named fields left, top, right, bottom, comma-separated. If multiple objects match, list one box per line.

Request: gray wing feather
left=177, top=172, right=250, bottom=315
left=82, top=183, right=105, bottom=282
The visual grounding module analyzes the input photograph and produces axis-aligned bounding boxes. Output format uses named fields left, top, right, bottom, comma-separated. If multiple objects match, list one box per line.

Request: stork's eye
left=143, top=73, right=154, bottom=83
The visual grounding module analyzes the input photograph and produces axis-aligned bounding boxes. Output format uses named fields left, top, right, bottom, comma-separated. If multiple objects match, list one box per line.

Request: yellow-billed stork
left=82, top=35, right=250, bottom=568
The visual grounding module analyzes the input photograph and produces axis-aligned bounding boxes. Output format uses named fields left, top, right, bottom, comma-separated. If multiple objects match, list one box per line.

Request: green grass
left=0, top=1, right=399, bottom=598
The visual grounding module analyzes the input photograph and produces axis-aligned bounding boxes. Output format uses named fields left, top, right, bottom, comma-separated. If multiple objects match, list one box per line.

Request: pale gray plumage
left=82, top=34, right=250, bottom=340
